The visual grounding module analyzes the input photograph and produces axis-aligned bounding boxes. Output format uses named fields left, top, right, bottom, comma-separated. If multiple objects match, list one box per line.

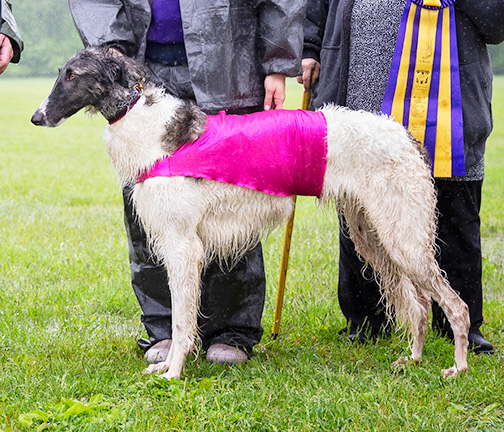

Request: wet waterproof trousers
left=337, top=179, right=484, bottom=336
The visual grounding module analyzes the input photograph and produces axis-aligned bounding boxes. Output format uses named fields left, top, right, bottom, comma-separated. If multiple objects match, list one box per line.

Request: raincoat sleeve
left=0, top=0, right=23, bottom=63
left=68, top=0, right=142, bottom=57
left=302, top=0, right=330, bottom=62
left=456, top=0, right=504, bottom=44
left=256, top=0, right=305, bottom=77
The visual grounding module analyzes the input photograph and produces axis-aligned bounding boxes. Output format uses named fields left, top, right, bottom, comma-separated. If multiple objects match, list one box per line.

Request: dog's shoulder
left=162, top=101, right=207, bottom=154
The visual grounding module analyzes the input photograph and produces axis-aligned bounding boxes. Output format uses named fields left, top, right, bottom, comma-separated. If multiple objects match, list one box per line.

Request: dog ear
left=99, top=51, right=145, bottom=90
left=100, top=55, right=128, bottom=88
left=118, top=55, right=147, bottom=88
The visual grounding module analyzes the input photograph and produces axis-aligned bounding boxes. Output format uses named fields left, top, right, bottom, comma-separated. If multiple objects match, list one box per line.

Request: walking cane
left=271, top=88, right=311, bottom=340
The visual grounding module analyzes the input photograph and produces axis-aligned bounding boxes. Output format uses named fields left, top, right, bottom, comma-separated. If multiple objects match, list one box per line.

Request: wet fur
left=32, top=48, right=470, bottom=380
left=161, top=101, right=207, bottom=153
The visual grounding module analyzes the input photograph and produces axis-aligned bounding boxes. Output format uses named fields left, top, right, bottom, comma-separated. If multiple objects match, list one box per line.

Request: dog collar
left=107, top=80, right=145, bottom=124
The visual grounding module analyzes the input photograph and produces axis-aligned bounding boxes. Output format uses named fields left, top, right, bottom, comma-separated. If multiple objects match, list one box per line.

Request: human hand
left=0, top=34, right=14, bottom=75
left=264, top=73, right=286, bottom=110
left=296, top=58, right=320, bottom=91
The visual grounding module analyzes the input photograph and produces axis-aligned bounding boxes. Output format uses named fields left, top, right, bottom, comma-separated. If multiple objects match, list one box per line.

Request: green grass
left=0, top=77, right=503, bottom=431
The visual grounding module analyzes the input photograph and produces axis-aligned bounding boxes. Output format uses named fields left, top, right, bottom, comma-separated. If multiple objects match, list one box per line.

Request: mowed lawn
left=0, top=77, right=503, bottom=431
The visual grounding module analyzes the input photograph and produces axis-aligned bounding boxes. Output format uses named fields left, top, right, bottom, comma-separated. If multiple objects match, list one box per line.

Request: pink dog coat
left=138, top=109, right=328, bottom=197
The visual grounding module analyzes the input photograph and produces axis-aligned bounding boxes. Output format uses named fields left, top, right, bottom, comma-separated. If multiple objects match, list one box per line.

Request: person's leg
left=198, top=104, right=267, bottom=362
left=431, top=180, right=493, bottom=353
left=123, top=185, right=174, bottom=365
left=338, top=222, right=392, bottom=341
left=123, top=185, right=173, bottom=346
left=199, top=244, right=266, bottom=358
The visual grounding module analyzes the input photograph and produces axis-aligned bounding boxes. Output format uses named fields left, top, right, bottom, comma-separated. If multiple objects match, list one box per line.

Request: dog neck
left=103, top=80, right=145, bottom=124
left=104, top=88, right=185, bottom=186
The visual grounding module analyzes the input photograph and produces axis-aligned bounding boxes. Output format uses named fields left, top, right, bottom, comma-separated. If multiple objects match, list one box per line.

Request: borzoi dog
left=31, top=48, right=469, bottom=380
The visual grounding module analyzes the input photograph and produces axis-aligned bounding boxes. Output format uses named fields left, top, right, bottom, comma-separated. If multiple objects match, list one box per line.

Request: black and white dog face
left=31, top=48, right=145, bottom=127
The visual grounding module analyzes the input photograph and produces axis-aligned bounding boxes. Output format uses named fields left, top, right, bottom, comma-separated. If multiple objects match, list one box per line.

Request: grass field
left=0, top=76, right=503, bottom=431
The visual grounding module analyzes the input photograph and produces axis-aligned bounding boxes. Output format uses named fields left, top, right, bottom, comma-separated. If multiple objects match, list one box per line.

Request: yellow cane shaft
left=272, top=195, right=297, bottom=338
left=271, top=89, right=310, bottom=339
left=301, top=89, right=311, bottom=112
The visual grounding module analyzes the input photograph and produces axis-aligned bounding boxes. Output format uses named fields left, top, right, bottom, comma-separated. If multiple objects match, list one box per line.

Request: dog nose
left=31, top=109, right=46, bottom=126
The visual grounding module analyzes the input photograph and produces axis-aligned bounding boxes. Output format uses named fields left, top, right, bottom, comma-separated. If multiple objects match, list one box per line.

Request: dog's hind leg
left=382, top=257, right=469, bottom=376
left=409, top=285, right=431, bottom=364
left=425, top=272, right=469, bottom=377
left=400, top=267, right=469, bottom=377
left=375, top=248, right=468, bottom=376
left=391, top=278, right=431, bottom=367
left=344, top=202, right=468, bottom=377
left=343, top=210, right=428, bottom=365
left=381, top=255, right=468, bottom=376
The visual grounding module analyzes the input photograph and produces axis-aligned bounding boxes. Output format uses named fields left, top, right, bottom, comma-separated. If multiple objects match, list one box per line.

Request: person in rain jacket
left=299, top=0, right=504, bottom=353
left=68, top=0, right=305, bottom=364
left=0, top=0, right=23, bottom=74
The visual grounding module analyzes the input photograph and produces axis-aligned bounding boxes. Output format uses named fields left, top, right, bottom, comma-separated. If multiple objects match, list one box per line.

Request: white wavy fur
left=33, top=49, right=470, bottom=381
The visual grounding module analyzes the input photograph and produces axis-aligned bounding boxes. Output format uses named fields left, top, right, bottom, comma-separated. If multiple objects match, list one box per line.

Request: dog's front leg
left=143, top=233, right=204, bottom=380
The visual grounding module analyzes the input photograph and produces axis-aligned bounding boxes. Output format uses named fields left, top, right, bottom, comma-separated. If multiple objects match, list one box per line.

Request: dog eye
left=67, top=72, right=77, bottom=81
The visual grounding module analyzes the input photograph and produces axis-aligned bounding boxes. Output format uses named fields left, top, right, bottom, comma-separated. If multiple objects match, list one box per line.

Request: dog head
left=31, top=47, right=146, bottom=127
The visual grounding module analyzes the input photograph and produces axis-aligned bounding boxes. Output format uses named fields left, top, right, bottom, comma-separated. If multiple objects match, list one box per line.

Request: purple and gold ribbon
left=381, top=0, right=465, bottom=177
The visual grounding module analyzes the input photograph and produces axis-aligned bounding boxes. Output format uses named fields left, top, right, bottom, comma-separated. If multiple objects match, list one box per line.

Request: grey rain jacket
left=303, top=0, right=504, bottom=172
left=69, top=0, right=305, bottom=112
left=0, top=0, right=23, bottom=63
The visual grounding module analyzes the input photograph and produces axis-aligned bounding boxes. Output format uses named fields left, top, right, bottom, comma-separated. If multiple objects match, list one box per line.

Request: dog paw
left=441, top=365, right=466, bottom=379
left=143, top=361, right=170, bottom=375
left=392, top=356, right=420, bottom=368
left=161, top=369, right=182, bottom=381
left=392, top=356, right=409, bottom=367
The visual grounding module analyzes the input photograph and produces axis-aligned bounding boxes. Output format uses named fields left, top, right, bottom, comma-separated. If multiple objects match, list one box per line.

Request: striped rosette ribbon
left=381, top=0, right=465, bottom=177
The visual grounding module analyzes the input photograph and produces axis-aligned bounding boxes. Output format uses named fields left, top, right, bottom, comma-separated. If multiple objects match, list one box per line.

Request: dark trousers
left=338, top=179, right=484, bottom=335
left=127, top=60, right=267, bottom=352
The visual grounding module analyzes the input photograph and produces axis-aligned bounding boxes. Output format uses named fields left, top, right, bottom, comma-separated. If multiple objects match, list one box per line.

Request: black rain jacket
left=69, top=0, right=305, bottom=112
